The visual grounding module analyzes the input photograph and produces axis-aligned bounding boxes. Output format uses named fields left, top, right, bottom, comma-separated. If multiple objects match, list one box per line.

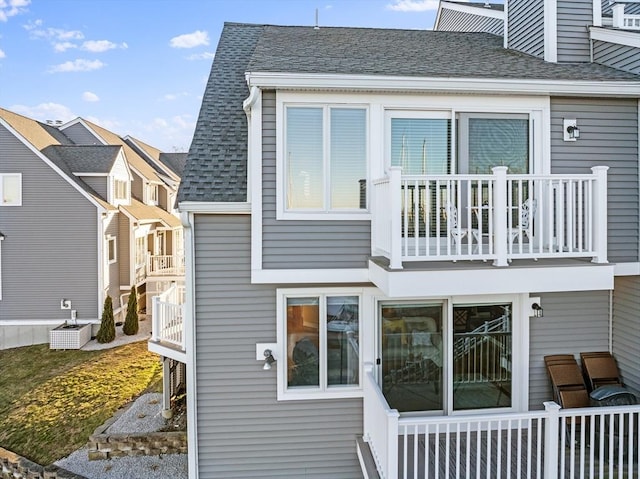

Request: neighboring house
left=435, top=1, right=504, bottom=35
left=0, top=108, right=185, bottom=359
left=177, top=1, right=640, bottom=477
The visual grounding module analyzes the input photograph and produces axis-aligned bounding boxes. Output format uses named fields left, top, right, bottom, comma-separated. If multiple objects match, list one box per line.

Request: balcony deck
left=371, top=167, right=608, bottom=270
left=362, top=367, right=640, bottom=479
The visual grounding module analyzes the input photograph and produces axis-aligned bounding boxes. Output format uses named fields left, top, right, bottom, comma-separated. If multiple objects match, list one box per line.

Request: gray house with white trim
left=0, top=108, right=184, bottom=350
left=178, top=1, right=640, bottom=477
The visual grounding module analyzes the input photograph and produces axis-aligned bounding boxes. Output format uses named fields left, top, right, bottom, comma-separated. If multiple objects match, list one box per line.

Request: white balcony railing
left=371, top=166, right=608, bottom=268
left=363, top=366, right=640, bottom=479
left=613, top=4, right=640, bottom=29
left=147, top=254, right=185, bottom=276
left=150, top=283, right=185, bottom=350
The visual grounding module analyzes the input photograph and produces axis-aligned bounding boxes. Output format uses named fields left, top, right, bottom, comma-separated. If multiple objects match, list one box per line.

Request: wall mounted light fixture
left=263, top=349, right=276, bottom=370
left=563, top=119, right=579, bottom=142
left=531, top=303, right=544, bottom=318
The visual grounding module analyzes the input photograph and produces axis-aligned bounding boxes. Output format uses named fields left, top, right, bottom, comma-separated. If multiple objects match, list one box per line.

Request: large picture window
left=285, top=106, right=367, bottom=213
left=279, top=290, right=361, bottom=399
left=1, top=174, right=22, bottom=206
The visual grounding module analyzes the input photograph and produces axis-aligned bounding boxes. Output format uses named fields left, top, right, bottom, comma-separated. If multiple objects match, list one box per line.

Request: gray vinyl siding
left=104, top=214, right=120, bottom=301
left=0, top=125, right=99, bottom=330
left=193, top=214, right=363, bottom=478
left=81, top=175, right=108, bottom=200
left=261, top=91, right=371, bottom=270
left=550, top=97, right=639, bottom=263
left=593, top=40, right=640, bottom=76
left=529, top=290, right=610, bottom=409
left=612, top=276, right=640, bottom=393
left=118, top=214, right=131, bottom=285
left=507, top=0, right=545, bottom=59
left=437, top=8, right=503, bottom=35
left=61, top=123, right=101, bottom=145
left=557, top=0, right=592, bottom=63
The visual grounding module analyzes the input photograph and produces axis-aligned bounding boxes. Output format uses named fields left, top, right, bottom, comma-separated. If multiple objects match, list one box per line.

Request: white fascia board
left=246, top=73, right=640, bottom=97
left=252, top=268, right=369, bottom=284
left=369, top=260, right=614, bottom=298
left=123, top=135, right=179, bottom=181
left=178, top=201, right=251, bottom=214
left=590, top=26, right=640, bottom=49
left=72, top=172, right=109, bottom=177
left=614, top=262, right=640, bottom=275
left=0, top=118, right=107, bottom=213
left=440, top=1, right=504, bottom=20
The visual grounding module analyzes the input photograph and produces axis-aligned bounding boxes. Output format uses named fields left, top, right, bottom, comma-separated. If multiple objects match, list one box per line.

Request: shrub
left=123, top=286, right=139, bottom=335
left=96, top=295, right=116, bottom=343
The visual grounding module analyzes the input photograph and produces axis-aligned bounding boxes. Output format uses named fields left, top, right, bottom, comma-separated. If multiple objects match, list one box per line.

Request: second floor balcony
left=371, top=166, right=609, bottom=270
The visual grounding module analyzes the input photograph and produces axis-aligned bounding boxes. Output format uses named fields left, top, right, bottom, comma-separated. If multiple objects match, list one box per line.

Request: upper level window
left=388, top=111, right=531, bottom=175
left=106, top=236, right=117, bottom=264
left=148, top=184, right=158, bottom=205
left=1, top=174, right=22, bottom=206
left=390, top=113, right=451, bottom=174
left=285, top=106, right=367, bottom=214
left=114, top=179, right=128, bottom=200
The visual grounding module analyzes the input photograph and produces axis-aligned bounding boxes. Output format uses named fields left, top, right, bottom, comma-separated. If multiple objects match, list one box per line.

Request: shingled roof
left=42, top=145, right=122, bottom=174
left=178, top=23, right=640, bottom=204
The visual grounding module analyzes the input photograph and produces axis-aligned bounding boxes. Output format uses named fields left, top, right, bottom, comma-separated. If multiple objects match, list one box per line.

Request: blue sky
left=0, top=0, right=501, bottom=152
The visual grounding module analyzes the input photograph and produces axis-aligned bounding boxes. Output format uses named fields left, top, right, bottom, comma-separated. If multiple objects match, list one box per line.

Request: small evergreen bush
left=96, top=295, right=116, bottom=343
left=123, top=286, right=139, bottom=335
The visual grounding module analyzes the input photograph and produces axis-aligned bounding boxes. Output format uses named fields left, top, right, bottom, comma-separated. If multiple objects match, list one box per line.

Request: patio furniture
left=544, top=355, right=590, bottom=410
left=580, top=351, right=623, bottom=391
left=445, top=204, right=480, bottom=252
left=509, top=198, right=536, bottom=246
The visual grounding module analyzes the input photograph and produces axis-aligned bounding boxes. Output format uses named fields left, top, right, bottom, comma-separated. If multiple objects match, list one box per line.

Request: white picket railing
left=150, top=284, right=185, bottom=350
left=147, top=254, right=185, bottom=276
left=363, top=367, right=640, bottom=479
left=371, top=166, right=608, bottom=268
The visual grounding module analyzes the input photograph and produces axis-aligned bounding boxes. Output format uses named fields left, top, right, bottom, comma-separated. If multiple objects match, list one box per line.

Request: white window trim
left=106, top=236, right=117, bottom=264
left=1, top=173, right=22, bottom=206
left=276, top=287, right=366, bottom=400
left=276, top=96, right=371, bottom=221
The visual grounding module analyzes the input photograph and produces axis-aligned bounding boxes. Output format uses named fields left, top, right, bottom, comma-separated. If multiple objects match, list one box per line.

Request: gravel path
left=54, top=393, right=188, bottom=479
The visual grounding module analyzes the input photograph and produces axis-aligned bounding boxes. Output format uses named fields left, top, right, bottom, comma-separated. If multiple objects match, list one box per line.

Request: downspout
left=243, top=85, right=260, bottom=205
left=180, top=208, right=199, bottom=479
left=609, top=289, right=613, bottom=353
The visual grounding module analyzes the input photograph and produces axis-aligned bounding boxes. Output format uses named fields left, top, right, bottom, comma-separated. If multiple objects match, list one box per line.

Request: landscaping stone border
left=86, top=407, right=187, bottom=460
left=0, top=447, right=87, bottom=479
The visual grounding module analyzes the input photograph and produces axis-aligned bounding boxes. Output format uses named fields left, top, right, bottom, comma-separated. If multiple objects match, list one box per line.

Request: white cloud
left=186, top=51, right=215, bottom=61
left=25, top=22, right=84, bottom=41
left=82, top=91, right=99, bottom=102
left=82, top=40, right=127, bottom=52
left=0, top=47, right=5, bottom=59
left=0, top=0, right=30, bottom=22
left=386, top=0, right=440, bottom=11
left=48, top=58, right=105, bottom=73
left=53, top=41, right=77, bottom=52
left=10, top=102, right=75, bottom=123
left=169, top=30, right=209, bottom=49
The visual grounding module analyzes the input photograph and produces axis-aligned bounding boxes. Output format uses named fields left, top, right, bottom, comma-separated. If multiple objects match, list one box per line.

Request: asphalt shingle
left=178, top=23, right=640, bottom=204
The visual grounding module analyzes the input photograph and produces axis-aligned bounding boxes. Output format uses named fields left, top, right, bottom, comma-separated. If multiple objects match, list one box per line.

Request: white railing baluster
left=369, top=168, right=608, bottom=267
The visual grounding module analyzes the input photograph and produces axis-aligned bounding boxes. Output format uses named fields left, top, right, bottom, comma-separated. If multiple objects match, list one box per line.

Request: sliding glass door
left=380, top=301, right=513, bottom=414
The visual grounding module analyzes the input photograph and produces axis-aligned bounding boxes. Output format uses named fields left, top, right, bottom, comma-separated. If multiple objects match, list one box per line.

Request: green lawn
left=0, top=341, right=162, bottom=465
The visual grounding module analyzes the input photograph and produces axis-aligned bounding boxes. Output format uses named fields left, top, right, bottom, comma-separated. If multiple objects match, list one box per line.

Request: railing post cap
left=543, top=401, right=561, bottom=411
left=591, top=165, right=609, bottom=172
left=491, top=166, right=509, bottom=174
